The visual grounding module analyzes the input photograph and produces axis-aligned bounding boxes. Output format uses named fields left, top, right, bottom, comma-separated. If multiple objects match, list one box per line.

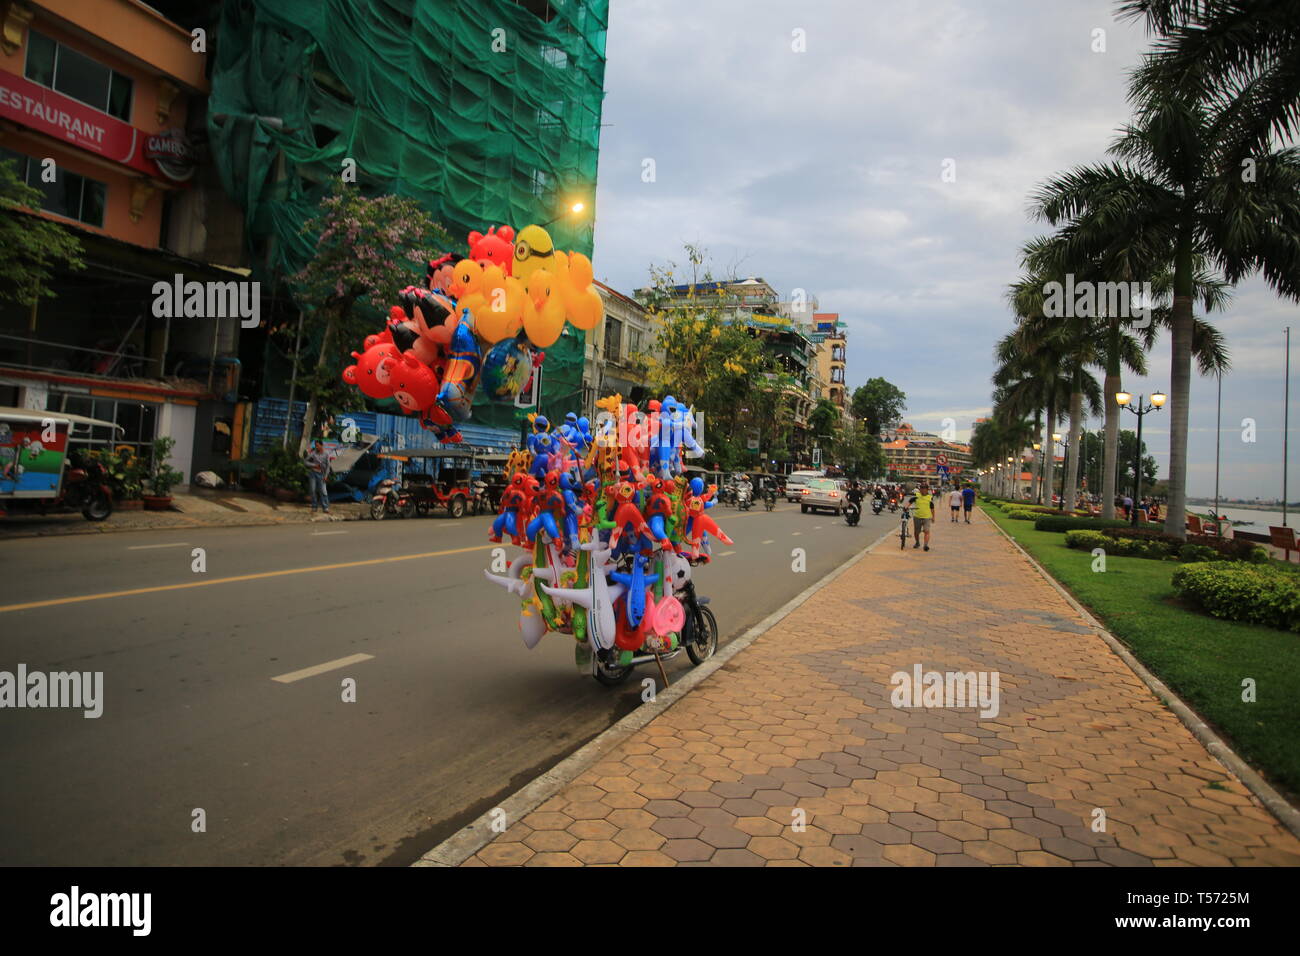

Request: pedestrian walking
left=948, top=487, right=962, bottom=522
left=304, top=439, right=336, bottom=519
left=961, top=483, right=976, bottom=523
left=907, top=482, right=935, bottom=551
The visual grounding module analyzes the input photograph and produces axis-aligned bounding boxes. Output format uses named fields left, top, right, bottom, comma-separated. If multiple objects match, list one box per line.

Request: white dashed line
left=792, top=532, right=802, bottom=536
left=762, top=539, right=774, bottom=545
left=718, top=550, right=736, bottom=556
left=311, top=531, right=348, bottom=536
left=272, top=653, right=374, bottom=683
left=126, top=542, right=190, bottom=550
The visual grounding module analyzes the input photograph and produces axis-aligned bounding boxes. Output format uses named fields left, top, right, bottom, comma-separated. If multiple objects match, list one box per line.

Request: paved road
left=0, top=499, right=897, bottom=865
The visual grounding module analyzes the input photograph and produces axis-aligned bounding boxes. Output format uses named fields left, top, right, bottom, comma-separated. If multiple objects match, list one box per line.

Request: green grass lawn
left=982, top=504, right=1300, bottom=800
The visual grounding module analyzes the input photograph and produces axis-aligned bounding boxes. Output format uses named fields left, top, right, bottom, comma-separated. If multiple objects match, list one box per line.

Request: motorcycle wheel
left=593, top=657, right=635, bottom=686
left=82, top=490, right=112, bottom=522
left=370, top=499, right=387, bottom=520
left=400, top=499, right=416, bottom=519
left=448, top=496, right=466, bottom=518
left=685, top=606, right=718, bottom=666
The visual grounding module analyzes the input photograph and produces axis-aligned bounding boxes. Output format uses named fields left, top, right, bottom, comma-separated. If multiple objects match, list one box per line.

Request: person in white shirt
left=949, top=488, right=962, bottom=522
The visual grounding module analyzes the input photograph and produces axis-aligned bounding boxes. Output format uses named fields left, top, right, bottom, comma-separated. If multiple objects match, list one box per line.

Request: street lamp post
left=1116, top=390, right=1166, bottom=527
left=1032, top=442, right=1043, bottom=504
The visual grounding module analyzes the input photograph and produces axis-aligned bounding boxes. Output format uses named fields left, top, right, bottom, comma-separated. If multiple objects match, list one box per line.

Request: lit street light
left=1116, top=390, right=1166, bottom=526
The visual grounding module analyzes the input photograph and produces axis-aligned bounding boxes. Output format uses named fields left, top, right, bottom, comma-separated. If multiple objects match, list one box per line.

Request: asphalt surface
left=0, top=499, right=901, bottom=865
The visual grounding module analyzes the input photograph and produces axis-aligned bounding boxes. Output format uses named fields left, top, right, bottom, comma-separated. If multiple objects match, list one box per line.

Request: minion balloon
left=512, top=224, right=558, bottom=284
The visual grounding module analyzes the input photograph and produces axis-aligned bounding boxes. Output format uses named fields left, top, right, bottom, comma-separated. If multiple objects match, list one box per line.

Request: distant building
left=584, top=280, right=656, bottom=416
left=880, top=423, right=972, bottom=486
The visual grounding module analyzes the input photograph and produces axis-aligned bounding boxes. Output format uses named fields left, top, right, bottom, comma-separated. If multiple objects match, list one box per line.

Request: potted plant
left=143, top=437, right=184, bottom=510
left=91, top=446, right=146, bottom=509
left=264, top=446, right=308, bottom=502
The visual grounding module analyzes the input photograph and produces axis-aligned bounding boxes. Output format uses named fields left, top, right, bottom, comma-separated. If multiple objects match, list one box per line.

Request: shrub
left=1003, top=508, right=1040, bottom=521
left=264, top=447, right=309, bottom=495
left=1035, top=515, right=1132, bottom=534
left=1065, top=530, right=1111, bottom=551
left=1171, top=562, right=1300, bottom=633
left=1180, top=543, right=1219, bottom=563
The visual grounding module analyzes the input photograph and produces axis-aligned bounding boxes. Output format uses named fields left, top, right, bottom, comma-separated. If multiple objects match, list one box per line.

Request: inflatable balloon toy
left=468, top=225, right=516, bottom=275
left=490, top=472, right=539, bottom=546
left=343, top=340, right=400, bottom=399
left=683, top=494, right=734, bottom=561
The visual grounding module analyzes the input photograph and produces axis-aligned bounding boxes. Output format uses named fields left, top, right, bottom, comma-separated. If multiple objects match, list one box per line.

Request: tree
left=850, top=378, right=906, bottom=436
left=1029, top=91, right=1300, bottom=536
left=289, top=184, right=453, bottom=450
left=808, top=398, right=840, bottom=442
left=640, top=247, right=774, bottom=465
left=0, top=158, right=84, bottom=308
left=832, top=418, right=883, bottom=479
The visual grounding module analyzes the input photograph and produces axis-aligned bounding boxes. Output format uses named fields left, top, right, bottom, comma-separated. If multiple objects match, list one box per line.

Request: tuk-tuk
left=0, top=406, right=123, bottom=520
left=373, top=447, right=481, bottom=518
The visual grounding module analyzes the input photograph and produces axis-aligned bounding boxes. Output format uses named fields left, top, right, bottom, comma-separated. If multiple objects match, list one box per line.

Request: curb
left=414, top=524, right=897, bottom=866
left=0, top=512, right=367, bottom=541
left=982, top=507, right=1300, bottom=842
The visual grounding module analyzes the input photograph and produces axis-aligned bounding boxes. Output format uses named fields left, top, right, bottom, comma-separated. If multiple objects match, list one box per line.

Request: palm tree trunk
left=1063, top=385, right=1083, bottom=512
left=1042, top=400, right=1056, bottom=507
left=1031, top=410, right=1043, bottom=504
left=1164, top=243, right=1195, bottom=539
left=1101, top=320, right=1121, bottom=520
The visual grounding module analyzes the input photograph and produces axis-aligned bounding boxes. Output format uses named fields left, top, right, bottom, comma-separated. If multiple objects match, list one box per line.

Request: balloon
left=567, top=252, right=594, bottom=290
left=387, top=352, right=441, bottom=414
left=481, top=336, right=536, bottom=401
left=524, top=294, right=565, bottom=348
left=467, top=225, right=515, bottom=275
left=512, top=224, right=557, bottom=284
left=471, top=265, right=513, bottom=343
left=526, top=268, right=556, bottom=309
left=343, top=341, right=399, bottom=399
left=567, top=287, right=605, bottom=330
left=448, top=258, right=482, bottom=299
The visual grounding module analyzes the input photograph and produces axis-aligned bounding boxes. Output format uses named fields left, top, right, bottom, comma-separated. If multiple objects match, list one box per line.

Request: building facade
left=0, top=0, right=250, bottom=482
left=880, top=423, right=973, bottom=486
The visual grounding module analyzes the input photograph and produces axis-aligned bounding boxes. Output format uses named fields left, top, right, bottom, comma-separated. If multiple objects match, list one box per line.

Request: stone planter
left=116, top=499, right=144, bottom=511
left=142, top=495, right=173, bottom=511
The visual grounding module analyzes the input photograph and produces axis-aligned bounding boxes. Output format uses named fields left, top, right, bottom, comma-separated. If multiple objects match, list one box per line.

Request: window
left=49, top=395, right=158, bottom=459
left=627, top=328, right=642, bottom=356
left=0, top=148, right=106, bottom=226
left=604, top=318, right=622, bottom=362
left=832, top=345, right=844, bottom=361
left=24, top=30, right=133, bottom=121
left=831, top=367, right=844, bottom=384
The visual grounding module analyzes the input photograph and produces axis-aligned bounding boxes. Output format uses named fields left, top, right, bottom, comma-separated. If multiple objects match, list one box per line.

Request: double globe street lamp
left=1116, top=390, right=1166, bottom=527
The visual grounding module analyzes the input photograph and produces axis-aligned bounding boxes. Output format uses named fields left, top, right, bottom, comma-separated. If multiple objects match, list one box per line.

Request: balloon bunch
left=341, top=224, right=606, bottom=442
left=483, top=395, right=732, bottom=669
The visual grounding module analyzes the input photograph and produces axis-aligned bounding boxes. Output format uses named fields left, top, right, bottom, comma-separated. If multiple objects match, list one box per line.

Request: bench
left=1269, top=526, right=1297, bottom=563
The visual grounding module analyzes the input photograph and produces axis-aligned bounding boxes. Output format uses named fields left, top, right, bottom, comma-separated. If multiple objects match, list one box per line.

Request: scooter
left=844, top=500, right=861, bottom=527
left=871, top=497, right=884, bottom=515
left=58, top=452, right=113, bottom=521
left=736, top=486, right=752, bottom=511
left=888, top=498, right=898, bottom=513
left=763, top=489, right=776, bottom=511
left=370, top=477, right=415, bottom=519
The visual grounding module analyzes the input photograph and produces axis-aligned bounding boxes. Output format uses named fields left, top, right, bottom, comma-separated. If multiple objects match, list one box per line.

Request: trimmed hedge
left=1066, top=528, right=1273, bottom=564
left=1171, top=562, right=1300, bottom=633
left=1035, top=515, right=1132, bottom=534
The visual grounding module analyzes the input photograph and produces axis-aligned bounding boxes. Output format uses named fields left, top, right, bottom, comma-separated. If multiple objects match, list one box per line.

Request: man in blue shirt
left=961, top=483, right=976, bottom=523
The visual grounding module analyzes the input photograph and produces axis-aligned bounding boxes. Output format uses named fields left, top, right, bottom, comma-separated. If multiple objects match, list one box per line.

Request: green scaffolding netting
left=208, top=0, right=608, bottom=429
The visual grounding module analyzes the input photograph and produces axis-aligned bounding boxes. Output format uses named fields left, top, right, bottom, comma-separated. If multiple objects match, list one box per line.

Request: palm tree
left=1029, top=92, right=1300, bottom=536
left=992, top=334, right=1075, bottom=503
left=1120, top=0, right=1300, bottom=159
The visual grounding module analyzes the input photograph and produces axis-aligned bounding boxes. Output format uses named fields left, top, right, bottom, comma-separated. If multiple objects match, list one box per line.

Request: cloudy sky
left=588, top=0, right=1297, bottom=501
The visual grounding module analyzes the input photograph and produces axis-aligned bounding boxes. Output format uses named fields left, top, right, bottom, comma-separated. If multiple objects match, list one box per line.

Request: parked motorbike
left=370, top=478, right=415, bottom=519
left=844, top=500, right=861, bottom=527
left=590, top=576, right=718, bottom=686
left=61, top=452, right=113, bottom=521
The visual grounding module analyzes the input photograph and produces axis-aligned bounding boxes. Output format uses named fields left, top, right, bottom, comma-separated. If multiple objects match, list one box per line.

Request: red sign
left=0, top=68, right=167, bottom=179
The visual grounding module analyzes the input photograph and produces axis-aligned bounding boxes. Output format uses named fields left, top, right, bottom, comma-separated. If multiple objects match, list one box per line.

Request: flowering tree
left=288, top=184, right=454, bottom=448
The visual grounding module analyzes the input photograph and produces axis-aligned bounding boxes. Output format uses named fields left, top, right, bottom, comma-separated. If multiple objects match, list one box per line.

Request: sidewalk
left=0, top=491, right=367, bottom=539
left=455, top=510, right=1300, bottom=867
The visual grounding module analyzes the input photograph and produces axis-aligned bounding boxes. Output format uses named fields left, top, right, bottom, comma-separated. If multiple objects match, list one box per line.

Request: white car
left=800, top=478, right=847, bottom=515
left=784, top=469, right=824, bottom=502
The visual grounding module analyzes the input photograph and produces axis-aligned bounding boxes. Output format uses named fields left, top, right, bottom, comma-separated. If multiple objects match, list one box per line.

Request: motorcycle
left=589, top=574, right=718, bottom=686
left=888, top=498, right=898, bottom=513
left=871, top=497, right=884, bottom=515
left=370, top=477, right=415, bottom=520
left=60, top=452, right=113, bottom=521
left=844, top=500, right=861, bottom=527
left=736, top=486, right=752, bottom=511
left=763, top=489, right=776, bottom=511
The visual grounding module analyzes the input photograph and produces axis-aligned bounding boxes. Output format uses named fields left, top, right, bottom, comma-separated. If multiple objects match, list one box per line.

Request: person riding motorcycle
left=734, top=474, right=753, bottom=510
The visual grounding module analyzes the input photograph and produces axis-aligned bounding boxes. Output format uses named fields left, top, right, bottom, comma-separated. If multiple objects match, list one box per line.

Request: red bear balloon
left=386, top=351, right=442, bottom=415
left=343, top=341, right=400, bottom=399
left=467, top=225, right=516, bottom=276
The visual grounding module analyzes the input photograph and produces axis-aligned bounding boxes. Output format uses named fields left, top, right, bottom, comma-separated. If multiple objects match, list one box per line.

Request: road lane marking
left=272, top=653, right=374, bottom=683
left=718, top=550, right=736, bottom=556
left=311, top=531, right=348, bottom=536
left=762, top=539, right=774, bottom=544
left=126, top=542, right=190, bottom=550
left=814, top=526, right=822, bottom=529
left=792, top=532, right=802, bottom=536
left=0, top=543, right=497, bottom=614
